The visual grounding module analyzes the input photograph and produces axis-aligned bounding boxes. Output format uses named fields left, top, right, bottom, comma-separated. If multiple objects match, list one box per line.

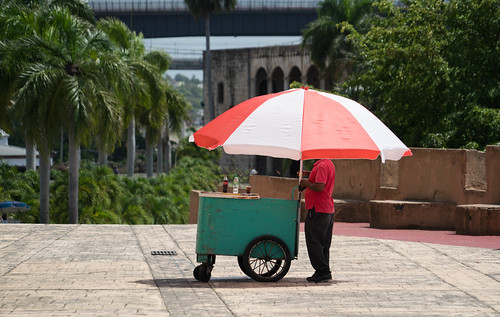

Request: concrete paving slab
left=0, top=224, right=499, bottom=316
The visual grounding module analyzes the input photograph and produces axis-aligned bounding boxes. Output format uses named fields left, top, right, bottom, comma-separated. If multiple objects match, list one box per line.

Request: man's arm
left=299, top=179, right=325, bottom=192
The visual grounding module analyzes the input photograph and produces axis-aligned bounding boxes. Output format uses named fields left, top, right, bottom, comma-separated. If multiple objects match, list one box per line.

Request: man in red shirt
left=299, top=159, right=335, bottom=282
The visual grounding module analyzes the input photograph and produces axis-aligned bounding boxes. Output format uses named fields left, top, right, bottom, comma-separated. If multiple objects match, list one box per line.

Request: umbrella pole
left=295, top=159, right=304, bottom=258
left=298, top=160, right=303, bottom=182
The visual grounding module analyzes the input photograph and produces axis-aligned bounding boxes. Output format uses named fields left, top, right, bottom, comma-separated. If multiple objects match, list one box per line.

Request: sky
left=144, top=36, right=303, bottom=80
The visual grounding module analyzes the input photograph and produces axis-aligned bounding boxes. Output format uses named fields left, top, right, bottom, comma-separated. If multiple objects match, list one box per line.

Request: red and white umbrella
left=190, top=87, right=412, bottom=166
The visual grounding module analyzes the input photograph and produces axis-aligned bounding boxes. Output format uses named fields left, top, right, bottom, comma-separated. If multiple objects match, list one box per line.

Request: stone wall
left=206, top=45, right=316, bottom=121
left=190, top=146, right=500, bottom=234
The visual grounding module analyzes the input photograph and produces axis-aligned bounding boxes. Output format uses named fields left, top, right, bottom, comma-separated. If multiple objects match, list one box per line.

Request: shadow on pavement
left=135, top=277, right=349, bottom=288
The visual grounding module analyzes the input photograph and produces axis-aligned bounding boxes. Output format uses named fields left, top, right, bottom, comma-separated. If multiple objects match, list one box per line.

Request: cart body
left=196, top=193, right=297, bottom=260
left=194, top=192, right=299, bottom=282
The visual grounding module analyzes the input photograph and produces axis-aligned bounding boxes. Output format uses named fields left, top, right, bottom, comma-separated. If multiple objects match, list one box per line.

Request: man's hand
left=299, top=178, right=310, bottom=190
left=297, top=170, right=311, bottom=177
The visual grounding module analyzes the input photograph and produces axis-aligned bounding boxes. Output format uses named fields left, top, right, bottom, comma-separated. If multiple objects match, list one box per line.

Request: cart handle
left=292, top=185, right=302, bottom=200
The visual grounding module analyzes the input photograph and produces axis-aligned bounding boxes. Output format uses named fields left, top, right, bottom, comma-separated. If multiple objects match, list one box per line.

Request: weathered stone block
left=370, top=200, right=456, bottom=230
left=334, top=199, right=370, bottom=223
left=455, top=204, right=500, bottom=235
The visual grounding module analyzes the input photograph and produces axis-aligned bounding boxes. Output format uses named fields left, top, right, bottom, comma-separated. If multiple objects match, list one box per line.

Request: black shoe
left=306, top=273, right=332, bottom=283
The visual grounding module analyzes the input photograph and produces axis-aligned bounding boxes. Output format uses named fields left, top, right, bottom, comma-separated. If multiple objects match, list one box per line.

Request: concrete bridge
left=89, top=0, right=320, bottom=38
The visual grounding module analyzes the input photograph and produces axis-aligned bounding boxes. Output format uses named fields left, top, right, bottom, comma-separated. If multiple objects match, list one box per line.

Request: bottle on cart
left=233, top=176, right=239, bottom=194
left=222, top=176, right=228, bottom=193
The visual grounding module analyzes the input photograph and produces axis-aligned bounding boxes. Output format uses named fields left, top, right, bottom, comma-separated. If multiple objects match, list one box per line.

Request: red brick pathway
left=300, top=222, right=500, bottom=249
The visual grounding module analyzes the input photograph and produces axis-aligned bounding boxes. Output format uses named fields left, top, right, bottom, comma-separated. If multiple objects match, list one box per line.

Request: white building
left=0, top=129, right=48, bottom=168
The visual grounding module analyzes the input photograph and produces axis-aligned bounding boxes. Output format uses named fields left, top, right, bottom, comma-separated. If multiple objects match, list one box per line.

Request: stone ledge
left=370, top=200, right=456, bottom=230
left=455, top=204, right=500, bottom=236
left=334, top=199, right=370, bottom=223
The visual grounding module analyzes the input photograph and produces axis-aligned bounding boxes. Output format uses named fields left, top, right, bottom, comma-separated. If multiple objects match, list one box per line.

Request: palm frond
left=144, top=50, right=171, bottom=73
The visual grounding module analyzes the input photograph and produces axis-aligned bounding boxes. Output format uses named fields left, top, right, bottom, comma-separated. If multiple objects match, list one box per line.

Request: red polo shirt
left=304, top=159, right=335, bottom=213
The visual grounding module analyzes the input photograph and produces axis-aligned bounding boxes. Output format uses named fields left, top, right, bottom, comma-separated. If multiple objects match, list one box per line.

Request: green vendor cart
left=194, top=191, right=300, bottom=282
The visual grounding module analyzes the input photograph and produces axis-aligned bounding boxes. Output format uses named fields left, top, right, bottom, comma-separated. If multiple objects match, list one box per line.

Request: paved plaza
left=0, top=224, right=499, bottom=316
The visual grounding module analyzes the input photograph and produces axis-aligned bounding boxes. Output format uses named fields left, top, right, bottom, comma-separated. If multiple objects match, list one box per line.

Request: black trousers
left=305, top=208, right=334, bottom=274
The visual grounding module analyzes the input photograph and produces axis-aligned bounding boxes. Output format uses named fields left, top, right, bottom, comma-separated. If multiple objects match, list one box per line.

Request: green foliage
left=0, top=0, right=199, bottom=224
left=0, top=162, right=39, bottom=222
left=168, top=74, right=203, bottom=126
left=184, top=0, right=237, bottom=18
left=344, top=0, right=500, bottom=149
left=0, top=154, right=219, bottom=224
left=302, top=0, right=375, bottom=86
left=176, top=131, right=222, bottom=162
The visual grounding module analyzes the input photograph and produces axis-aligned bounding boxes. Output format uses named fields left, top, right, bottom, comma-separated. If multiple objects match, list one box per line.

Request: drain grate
left=151, top=250, right=177, bottom=256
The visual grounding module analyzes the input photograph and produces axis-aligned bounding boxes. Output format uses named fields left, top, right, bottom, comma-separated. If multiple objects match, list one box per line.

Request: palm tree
left=98, top=18, right=167, bottom=178
left=0, top=1, right=39, bottom=173
left=139, top=80, right=167, bottom=178
left=162, top=83, right=191, bottom=174
left=140, top=52, right=173, bottom=178
left=301, top=0, right=374, bottom=87
left=0, top=0, right=100, bottom=223
left=8, top=6, right=128, bottom=224
left=0, top=1, right=53, bottom=222
left=0, top=0, right=97, bottom=174
left=184, top=0, right=237, bottom=122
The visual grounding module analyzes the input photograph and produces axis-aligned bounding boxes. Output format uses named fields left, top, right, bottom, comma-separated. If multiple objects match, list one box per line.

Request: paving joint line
left=379, top=239, right=499, bottom=314
left=130, top=225, right=171, bottom=314
left=161, top=225, right=237, bottom=316
left=0, top=225, right=43, bottom=251
left=2, top=225, right=78, bottom=276
left=424, top=243, right=500, bottom=314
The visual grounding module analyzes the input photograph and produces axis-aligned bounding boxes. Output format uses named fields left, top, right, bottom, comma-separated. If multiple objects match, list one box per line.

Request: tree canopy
left=342, top=0, right=500, bottom=149
left=302, top=0, right=375, bottom=84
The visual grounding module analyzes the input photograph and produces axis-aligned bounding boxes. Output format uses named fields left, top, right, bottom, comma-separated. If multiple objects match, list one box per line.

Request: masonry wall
left=243, top=146, right=499, bottom=205
left=206, top=45, right=316, bottom=173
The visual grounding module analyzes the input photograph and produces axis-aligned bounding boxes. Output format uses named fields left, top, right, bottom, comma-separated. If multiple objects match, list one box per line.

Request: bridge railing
left=89, top=0, right=320, bottom=12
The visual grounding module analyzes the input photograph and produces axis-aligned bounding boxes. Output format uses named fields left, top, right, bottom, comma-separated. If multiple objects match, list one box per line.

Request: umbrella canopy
left=0, top=201, right=30, bottom=213
left=190, top=87, right=411, bottom=163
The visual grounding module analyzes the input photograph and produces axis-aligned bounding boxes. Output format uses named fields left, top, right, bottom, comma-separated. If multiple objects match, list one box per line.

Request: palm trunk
left=68, top=130, right=80, bottom=224
left=25, top=132, right=36, bottom=171
left=97, top=137, right=107, bottom=166
left=38, top=142, right=51, bottom=224
left=145, top=136, right=154, bottom=178
left=164, top=129, right=171, bottom=173
left=98, top=149, right=108, bottom=166
left=60, top=129, right=64, bottom=163
left=127, top=116, right=135, bottom=177
left=156, top=136, right=163, bottom=175
left=206, top=13, right=214, bottom=122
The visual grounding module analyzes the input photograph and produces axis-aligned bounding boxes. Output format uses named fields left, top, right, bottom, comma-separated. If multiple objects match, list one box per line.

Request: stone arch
left=288, top=66, right=302, bottom=85
left=271, top=67, right=284, bottom=93
left=255, top=67, right=268, bottom=96
left=306, top=65, right=320, bottom=89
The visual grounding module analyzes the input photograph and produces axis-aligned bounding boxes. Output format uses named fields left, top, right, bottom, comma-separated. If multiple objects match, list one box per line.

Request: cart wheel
left=239, top=255, right=282, bottom=278
left=242, top=235, right=291, bottom=282
left=238, top=256, right=251, bottom=277
left=193, top=265, right=211, bottom=282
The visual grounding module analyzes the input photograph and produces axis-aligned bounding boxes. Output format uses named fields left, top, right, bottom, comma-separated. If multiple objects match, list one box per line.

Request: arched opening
left=271, top=67, right=284, bottom=93
left=289, top=66, right=302, bottom=85
left=306, top=65, right=320, bottom=89
left=217, top=82, right=224, bottom=104
left=255, top=68, right=268, bottom=96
